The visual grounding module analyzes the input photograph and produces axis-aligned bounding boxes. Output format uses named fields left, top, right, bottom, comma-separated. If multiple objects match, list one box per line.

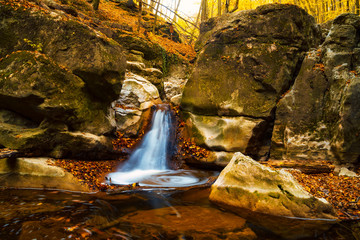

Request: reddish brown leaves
left=52, top=159, right=120, bottom=191
left=290, top=169, right=360, bottom=220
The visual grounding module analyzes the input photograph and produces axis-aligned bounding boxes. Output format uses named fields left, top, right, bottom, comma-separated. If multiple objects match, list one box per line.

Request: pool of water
left=106, top=169, right=218, bottom=188
left=0, top=187, right=357, bottom=240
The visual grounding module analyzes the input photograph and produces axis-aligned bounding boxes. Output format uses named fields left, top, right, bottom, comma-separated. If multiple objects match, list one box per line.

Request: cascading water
left=107, top=105, right=217, bottom=188
left=120, top=107, right=172, bottom=171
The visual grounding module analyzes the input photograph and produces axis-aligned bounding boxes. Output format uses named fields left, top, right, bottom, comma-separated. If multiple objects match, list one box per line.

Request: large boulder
left=0, top=51, right=119, bottom=158
left=209, top=152, right=338, bottom=239
left=271, top=13, right=360, bottom=164
left=0, top=4, right=126, bottom=103
left=0, top=3, right=127, bottom=159
left=181, top=4, right=320, bottom=164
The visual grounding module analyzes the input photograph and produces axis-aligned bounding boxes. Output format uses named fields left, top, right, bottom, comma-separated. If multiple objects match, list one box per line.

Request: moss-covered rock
left=210, top=152, right=338, bottom=239
left=181, top=4, right=320, bottom=163
left=0, top=4, right=126, bottom=103
left=0, top=51, right=117, bottom=159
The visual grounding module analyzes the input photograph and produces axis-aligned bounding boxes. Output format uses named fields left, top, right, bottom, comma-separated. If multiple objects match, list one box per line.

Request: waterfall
left=106, top=104, right=217, bottom=187
left=120, top=106, right=173, bottom=171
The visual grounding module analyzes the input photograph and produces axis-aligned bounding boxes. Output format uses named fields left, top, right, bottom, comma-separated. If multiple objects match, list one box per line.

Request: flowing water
left=107, top=105, right=217, bottom=188
left=0, top=105, right=357, bottom=239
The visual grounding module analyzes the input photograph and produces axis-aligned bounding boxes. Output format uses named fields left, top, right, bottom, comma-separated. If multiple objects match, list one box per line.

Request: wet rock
left=120, top=205, right=257, bottom=239
left=181, top=4, right=320, bottom=163
left=209, top=152, right=338, bottom=239
left=271, top=13, right=360, bottom=164
left=0, top=158, right=89, bottom=191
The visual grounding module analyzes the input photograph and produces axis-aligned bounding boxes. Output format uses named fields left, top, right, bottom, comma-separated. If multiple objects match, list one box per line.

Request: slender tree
left=92, top=0, right=100, bottom=10
left=218, top=0, right=222, bottom=16
left=153, top=0, right=161, bottom=33
left=200, top=0, right=208, bottom=21
left=137, top=0, right=143, bottom=32
left=225, top=0, right=230, bottom=13
left=172, top=0, right=181, bottom=23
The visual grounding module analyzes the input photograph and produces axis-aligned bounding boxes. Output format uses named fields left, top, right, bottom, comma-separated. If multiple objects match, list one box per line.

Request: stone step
left=126, top=61, right=163, bottom=79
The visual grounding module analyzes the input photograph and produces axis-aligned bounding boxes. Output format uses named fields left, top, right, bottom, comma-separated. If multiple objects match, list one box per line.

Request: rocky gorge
left=0, top=0, right=359, bottom=239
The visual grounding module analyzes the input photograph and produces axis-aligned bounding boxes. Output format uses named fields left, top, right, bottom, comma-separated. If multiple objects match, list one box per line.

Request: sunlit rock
left=271, top=13, right=360, bottom=164
left=0, top=158, right=89, bottom=192
left=114, top=73, right=161, bottom=136
left=210, top=152, right=338, bottom=239
left=184, top=112, right=269, bottom=158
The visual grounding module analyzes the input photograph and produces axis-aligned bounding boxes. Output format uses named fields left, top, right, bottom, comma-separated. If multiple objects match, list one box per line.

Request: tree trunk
left=218, top=0, right=221, bottom=16
left=152, top=0, right=161, bottom=33
left=137, top=0, right=142, bottom=32
left=150, top=0, right=156, bottom=11
left=201, top=0, right=208, bottom=22
left=172, top=0, right=181, bottom=23
left=211, top=0, right=214, bottom=18
left=189, top=5, right=201, bottom=44
left=92, top=0, right=100, bottom=10
left=230, top=0, right=239, bottom=13
left=225, top=0, right=230, bottom=13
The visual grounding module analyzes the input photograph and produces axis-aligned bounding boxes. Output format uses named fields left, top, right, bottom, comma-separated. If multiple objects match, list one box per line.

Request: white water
left=120, top=108, right=172, bottom=171
left=107, top=106, right=217, bottom=188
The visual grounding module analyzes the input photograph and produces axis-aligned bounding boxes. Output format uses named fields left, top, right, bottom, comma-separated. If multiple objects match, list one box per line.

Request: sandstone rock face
left=0, top=5, right=126, bottom=159
left=114, top=73, right=161, bottom=136
left=0, top=158, right=89, bottom=192
left=271, top=13, right=360, bottom=164
left=209, top=152, right=338, bottom=239
left=181, top=4, right=320, bottom=164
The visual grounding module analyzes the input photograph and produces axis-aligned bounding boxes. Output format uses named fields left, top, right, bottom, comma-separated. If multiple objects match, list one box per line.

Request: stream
left=0, top=106, right=356, bottom=239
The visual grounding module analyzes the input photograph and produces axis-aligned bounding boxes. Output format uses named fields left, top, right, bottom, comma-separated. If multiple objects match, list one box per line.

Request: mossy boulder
left=182, top=4, right=320, bottom=117
left=181, top=4, right=320, bottom=164
left=210, top=152, right=338, bottom=239
left=0, top=4, right=126, bottom=103
left=271, top=13, right=360, bottom=164
left=0, top=51, right=117, bottom=159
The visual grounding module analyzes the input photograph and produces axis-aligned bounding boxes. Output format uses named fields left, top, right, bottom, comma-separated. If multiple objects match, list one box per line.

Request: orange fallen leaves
left=52, top=159, right=120, bottom=191
left=313, top=63, right=325, bottom=72
left=290, top=169, right=360, bottom=220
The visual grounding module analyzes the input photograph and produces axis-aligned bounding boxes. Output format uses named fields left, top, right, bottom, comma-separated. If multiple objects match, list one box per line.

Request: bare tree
left=230, top=0, right=239, bottom=12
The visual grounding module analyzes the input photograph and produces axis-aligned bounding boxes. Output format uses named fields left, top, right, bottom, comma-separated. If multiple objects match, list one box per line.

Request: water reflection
left=0, top=188, right=357, bottom=240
